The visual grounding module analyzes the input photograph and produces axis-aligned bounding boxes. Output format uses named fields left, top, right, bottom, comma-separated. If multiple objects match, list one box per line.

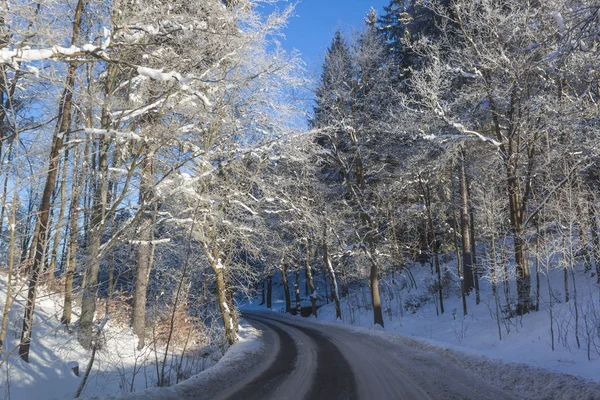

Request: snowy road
left=217, top=312, right=515, bottom=400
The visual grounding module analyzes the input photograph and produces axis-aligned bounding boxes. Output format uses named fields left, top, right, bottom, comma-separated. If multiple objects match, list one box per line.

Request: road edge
left=248, top=310, right=600, bottom=400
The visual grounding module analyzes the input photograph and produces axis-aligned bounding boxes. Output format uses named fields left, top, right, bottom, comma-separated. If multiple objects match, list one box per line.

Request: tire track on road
left=224, top=316, right=298, bottom=400
left=243, top=313, right=357, bottom=400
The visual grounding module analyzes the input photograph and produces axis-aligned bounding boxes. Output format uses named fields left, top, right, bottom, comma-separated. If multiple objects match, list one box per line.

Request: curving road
left=215, top=312, right=515, bottom=400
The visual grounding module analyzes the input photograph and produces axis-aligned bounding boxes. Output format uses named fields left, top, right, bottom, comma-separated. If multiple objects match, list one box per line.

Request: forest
left=0, top=0, right=599, bottom=397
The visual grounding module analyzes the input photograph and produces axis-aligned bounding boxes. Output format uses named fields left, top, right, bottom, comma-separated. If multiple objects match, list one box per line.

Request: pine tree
left=312, top=24, right=392, bottom=327
left=311, top=30, right=353, bottom=131
left=378, top=0, right=454, bottom=80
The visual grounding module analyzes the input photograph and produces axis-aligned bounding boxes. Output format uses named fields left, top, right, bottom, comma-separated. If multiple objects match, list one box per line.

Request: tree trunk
left=467, top=172, right=480, bottom=305
left=47, top=142, right=70, bottom=285
left=132, top=156, right=153, bottom=349
left=133, top=234, right=151, bottom=348
left=535, top=215, right=541, bottom=311
left=213, top=264, right=237, bottom=345
left=514, top=233, right=530, bottom=314
left=562, top=236, right=570, bottom=303
left=305, top=274, right=309, bottom=297
left=78, top=50, right=122, bottom=348
left=508, top=173, right=530, bottom=315
left=226, top=288, right=238, bottom=332
left=323, top=268, right=329, bottom=304
left=459, top=152, right=474, bottom=293
left=19, top=0, right=85, bottom=361
left=294, top=258, right=301, bottom=313
left=259, top=280, right=265, bottom=306
left=266, top=273, right=273, bottom=309
left=368, top=251, right=384, bottom=327
left=490, top=236, right=498, bottom=296
left=19, top=195, right=35, bottom=264
left=323, top=226, right=341, bottom=320
left=23, top=217, right=40, bottom=275
left=61, top=140, right=83, bottom=325
left=450, top=163, right=467, bottom=316
left=79, top=120, right=112, bottom=349
left=0, top=177, right=19, bottom=354
left=424, top=181, right=444, bottom=315
left=280, top=262, right=291, bottom=313
left=304, top=239, right=317, bottom=317
left=500, top=242, right=511, bottom=313
left=589, top=202, right=600, bottom=284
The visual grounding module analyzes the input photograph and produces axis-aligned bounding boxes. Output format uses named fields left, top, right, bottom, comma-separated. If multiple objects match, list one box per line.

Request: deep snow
left=0, top=273, right=220, bottom=399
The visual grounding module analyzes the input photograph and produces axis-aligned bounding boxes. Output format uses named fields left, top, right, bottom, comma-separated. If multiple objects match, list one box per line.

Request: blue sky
left=263, top=0, right=390, bottom=72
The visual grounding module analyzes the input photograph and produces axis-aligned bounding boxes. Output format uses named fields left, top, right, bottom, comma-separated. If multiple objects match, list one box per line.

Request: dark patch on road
left=297, top=324, right=358, bottom=400
left=243, top=313, right=358, bottom=400
left=224, top=315, right=298, bottom=400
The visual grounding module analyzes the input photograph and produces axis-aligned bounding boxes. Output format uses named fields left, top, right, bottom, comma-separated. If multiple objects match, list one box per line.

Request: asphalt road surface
left=215, top=312, right=515, bottom=400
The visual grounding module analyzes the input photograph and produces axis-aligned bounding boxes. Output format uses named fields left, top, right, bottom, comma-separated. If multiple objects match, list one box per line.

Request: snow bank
left=350, top=324, right=600, bottom=400
left=255, top=310, right=600, bottom=400
left=249, top=256, right=600, bottom=399
left=0, top=271, right=232, bottom=400
left=84, top=320, right=266, bottom=400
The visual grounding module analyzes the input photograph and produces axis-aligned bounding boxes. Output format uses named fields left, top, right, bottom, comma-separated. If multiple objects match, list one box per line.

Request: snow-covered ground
left=236, top=310, right=600, bottom=400
left=3, top=249, right=599, bottom=399
left=236, top=255, right=600, bottom=399
left=85, top=321, right=267, bottom=400
left=0, top=273, right=221, bottom=399
left=265, top=256, right=600, bottom=385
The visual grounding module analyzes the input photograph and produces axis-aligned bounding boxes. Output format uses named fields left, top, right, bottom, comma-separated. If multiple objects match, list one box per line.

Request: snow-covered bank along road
left=84, top=323, right=269, bottom=400
left=220, top=311, right=515, bottom=400
left=86, top=310, right=600, bottom=400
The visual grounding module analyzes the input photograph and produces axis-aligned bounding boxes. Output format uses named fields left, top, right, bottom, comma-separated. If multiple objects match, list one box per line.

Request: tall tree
left=19, top=0, right=86, bottom=361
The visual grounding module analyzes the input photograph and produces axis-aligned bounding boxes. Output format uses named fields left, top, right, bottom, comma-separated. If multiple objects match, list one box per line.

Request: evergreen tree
left=378, top=0, right=454, bottom=80
left=311, top=30, right=354, bottom=131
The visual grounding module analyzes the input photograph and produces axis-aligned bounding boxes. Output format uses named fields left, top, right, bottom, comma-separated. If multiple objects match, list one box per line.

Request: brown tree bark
left=367, top=249, right=384, bottom=327
left=487, top=87, right=531, bottom=315
left=0, top=173, right=18, bottom=354
left=132, top=155, right=153, bottom=349
left=78, top=62, right=116, bottom=348
left=215, top=266, right=236, bottom=345
left=78, top=135, right=109, bottom=349
left=19, top=0, right=86, bottom=361
left=47, top=135, right=70, bottom=285
left=511, top=197, right=530, bottom=314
